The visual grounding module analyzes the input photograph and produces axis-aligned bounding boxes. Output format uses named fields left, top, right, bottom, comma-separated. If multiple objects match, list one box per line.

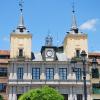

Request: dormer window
left=19, top=49, right=23, bottom=57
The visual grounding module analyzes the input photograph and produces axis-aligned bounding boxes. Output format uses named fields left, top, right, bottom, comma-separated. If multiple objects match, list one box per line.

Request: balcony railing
left=8, top=79, right=90, bottom=85
left=16, top=56, right=26, bottom=61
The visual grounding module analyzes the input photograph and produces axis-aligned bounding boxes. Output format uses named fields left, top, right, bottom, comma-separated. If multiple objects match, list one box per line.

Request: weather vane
left=18, top=0, right=24, bottom=13
left=72, top=0, right=75, bottom=13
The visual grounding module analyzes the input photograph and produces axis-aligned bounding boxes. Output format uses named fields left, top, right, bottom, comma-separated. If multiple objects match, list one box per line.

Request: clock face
left=46, top=50, right=53, bottom=57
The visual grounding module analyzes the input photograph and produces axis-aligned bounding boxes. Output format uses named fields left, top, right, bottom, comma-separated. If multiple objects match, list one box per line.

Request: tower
left=41, top=34, right=57, bottom=61
left=64, top=2, right=88, bottom=59
left=10, top=0, right=32, bottom=59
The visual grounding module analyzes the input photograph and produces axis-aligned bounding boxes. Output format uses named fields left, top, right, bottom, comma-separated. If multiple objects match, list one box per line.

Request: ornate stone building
left=0, top=1, right=99, bottom=100
left=8, top=3, right=91, bottom=100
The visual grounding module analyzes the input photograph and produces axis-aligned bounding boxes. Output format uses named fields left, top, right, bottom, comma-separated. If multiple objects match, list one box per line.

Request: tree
left=19, top=86, right=64, bottom=100
left=0, top=95, right=4, bottom=100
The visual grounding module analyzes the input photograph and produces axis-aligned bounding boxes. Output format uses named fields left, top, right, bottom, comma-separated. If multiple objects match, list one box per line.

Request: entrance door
left=62, top=94, right=68, bottom=100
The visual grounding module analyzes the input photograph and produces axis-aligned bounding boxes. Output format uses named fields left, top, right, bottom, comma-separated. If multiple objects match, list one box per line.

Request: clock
left=46, top=50, right=53, bottom=57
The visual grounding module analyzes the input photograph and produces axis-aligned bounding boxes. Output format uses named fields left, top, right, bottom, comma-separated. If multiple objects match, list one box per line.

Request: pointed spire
left=12, top=0, right=30, bottom=34
left=17, top=0, right=26, bottom=31
left=17, top=11, right=26, bottom=29
left=71, top=0, right=78, bottom=33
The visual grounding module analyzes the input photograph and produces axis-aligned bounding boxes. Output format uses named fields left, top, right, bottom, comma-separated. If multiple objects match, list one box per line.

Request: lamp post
left=80, top=50, right=87, bottom=100
left=71, top=58, right=77, bottom=72
left=70, top=58, right=77, bottom=100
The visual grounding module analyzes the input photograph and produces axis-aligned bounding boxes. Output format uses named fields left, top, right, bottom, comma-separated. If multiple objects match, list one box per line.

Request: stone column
left=9, top=63, right=13, bottom=80
left=8, top=87, right=13, bottom=100
left=14, top=63, right=17, bottom=79
left=69, top=87, right=73, bottom=100
left=40, top=63, right=46, bottom=80
left=28, top=63, right=32, bottom=79
left=23, top=63, right=27, bottom=79
left=54, top=63, right=59, bottom=80
left=12, top=87, right=17, bottom=100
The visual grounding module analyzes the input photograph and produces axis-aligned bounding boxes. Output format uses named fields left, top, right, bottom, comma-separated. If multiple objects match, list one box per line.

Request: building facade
left=0, top=1, right=99, bottom=100
left=0, top=50, right=10, bottom=100
left=7, top=5, right=92, bottom=100
left=89, top=53, right=100, bottom=100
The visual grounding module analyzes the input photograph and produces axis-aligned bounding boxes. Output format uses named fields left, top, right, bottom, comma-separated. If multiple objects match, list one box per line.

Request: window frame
left=19, top=48, right=23, bottom=57
left=77, top=94, right=83, bottom=100
left=0, top=83, right=6, bottom=92
left=32, top=68, right=40, bottom=80
left=17, top=67, right=23, bottom=79
left=91, top=68, right=99, bottom=78
left=0, top=68, right=7, bottom=77
left=76, top=68, right=82, bottom=81
left=46, top=68, right=54, bottom=80
left=59, top=68, right=67, bottom=80
left=76, top=49, right=80, bottom=58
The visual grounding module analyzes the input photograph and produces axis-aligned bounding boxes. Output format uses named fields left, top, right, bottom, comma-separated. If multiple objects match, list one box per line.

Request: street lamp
left=80, top=50, right=87, bottom=100
left=71, top=58, right=77, bottom=72
left=70, top=51, right=87, bottom=100
left=70, top=58, right=77, bottom=100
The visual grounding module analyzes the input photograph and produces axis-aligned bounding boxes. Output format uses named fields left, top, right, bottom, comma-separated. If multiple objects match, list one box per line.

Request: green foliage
left=19, top=86, right=64, bottom=100
left=0, top=95, right=4, bottom=100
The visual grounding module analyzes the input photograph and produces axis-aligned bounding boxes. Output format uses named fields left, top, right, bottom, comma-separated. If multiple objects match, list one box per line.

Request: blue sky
left=0, top=0, right=100, bottom=52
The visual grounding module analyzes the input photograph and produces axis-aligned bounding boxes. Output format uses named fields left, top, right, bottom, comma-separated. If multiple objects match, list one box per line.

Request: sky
left=0, top=0, right=100, bottom=53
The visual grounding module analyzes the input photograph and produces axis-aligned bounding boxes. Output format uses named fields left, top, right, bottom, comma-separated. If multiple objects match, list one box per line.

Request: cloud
left=2, top=36, right=9, bottom=42
left=79, top=19, right=99, bottom=31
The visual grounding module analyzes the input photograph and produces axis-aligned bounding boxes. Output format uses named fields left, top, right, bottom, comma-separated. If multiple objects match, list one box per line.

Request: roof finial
left=72, top=0, right=75, bottom=14
left=71, top=0, right=78, bottom=33
left=19, top=0, right=24, bottom=14
left=45, top=30, right=53, bottom=46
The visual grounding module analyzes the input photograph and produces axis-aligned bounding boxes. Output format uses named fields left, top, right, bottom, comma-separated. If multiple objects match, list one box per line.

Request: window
left=77, top=94, right=83, bottom=100
left=46, top=68, right=54, bottom=80
left=19, top=28, right=24, bottom=32
left=19, top=49, right=23, bottom=57
left=32, top=68, right=40, bottom=80
left=76, top=50, right=80, bottom=58
left=59, top=68, right=67, bottom=80
left=92, top=68, right=99, bottom=78
left=17, top=67, right=23, bottom=79
left=0, top=68, right=7, bottom=77
left=76, top=68, right=82, bottom=80
left=92, top=83, right=100, bottom=94
left=0, top=55, right=9, bottom=59
left=0, top=83, right=6, bottom=92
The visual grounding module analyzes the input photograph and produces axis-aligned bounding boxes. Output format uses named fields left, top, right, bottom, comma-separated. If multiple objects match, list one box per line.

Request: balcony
left=16, top=56, right=26, bottom=61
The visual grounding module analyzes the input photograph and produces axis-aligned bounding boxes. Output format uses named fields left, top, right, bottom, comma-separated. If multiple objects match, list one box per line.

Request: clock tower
left=41, top=34, right=57, bottom=61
